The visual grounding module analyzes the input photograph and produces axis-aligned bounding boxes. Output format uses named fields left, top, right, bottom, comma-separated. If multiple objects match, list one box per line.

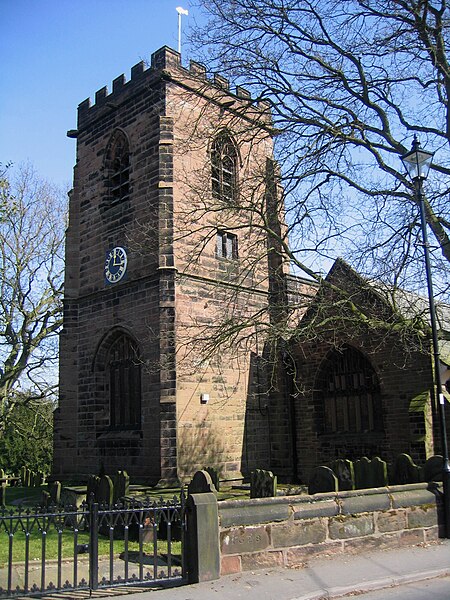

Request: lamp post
left=401, top=135, right=450, bottom=538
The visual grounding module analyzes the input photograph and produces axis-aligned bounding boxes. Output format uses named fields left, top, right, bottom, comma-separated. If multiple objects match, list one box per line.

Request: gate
left=0, top=494, right=185, bottom=597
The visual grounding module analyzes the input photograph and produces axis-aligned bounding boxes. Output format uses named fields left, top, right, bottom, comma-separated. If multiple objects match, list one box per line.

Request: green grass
left=0, top=487, right=182, bottom=568
left=0, top=529, right=181, bottom=568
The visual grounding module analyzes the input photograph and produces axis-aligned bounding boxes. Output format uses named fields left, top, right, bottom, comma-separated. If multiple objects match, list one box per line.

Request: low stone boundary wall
left=218, top=483, right=442, bottom=575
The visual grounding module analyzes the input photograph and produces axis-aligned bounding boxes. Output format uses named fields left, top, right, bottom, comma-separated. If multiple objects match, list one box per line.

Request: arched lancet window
left=316, top=345, right=383, bottom=434
left=107, top=334, right=141, bottom=429
left=211, top=132, right=238, bottom=203
left=105, top=130, right=130, bottom=203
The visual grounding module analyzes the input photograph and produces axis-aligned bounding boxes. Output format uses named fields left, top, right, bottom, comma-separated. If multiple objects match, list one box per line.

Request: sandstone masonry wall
left=218, top=483, right=441, bottom=575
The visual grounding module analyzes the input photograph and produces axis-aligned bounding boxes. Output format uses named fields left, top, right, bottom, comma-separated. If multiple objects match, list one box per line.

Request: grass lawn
left=0, top=486, right=181, bottom=568
left=0, top=529, right=181, bottom=568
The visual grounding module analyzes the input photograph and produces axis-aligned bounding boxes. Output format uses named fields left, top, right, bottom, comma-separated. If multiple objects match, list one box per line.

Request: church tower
left=53, top=47, right=288, bottom=483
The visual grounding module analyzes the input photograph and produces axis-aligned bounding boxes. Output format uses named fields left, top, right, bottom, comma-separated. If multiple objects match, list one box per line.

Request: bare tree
left=189, top=0, right=450, bottom=299
left=0, top=164, right=66, bottom=429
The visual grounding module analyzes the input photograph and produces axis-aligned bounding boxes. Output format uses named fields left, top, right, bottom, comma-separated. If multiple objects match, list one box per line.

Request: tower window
left=211, top=132, right=238, bottom=203
left=107, top=334, right=141, bottom=429
left=216, top=230, right=238, bottom=259
left=317, top=345, right=382, bottom=434
left=105, top=130, right=130, bottom=203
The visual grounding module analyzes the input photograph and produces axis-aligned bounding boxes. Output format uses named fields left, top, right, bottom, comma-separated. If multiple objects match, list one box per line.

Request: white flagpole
left=176, top=7, right=189, bottom=55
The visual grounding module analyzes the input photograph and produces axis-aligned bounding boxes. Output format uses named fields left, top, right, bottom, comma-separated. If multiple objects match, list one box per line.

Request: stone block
left=341, top=492, right=390, bottom=515
left=329, top=514, right=374, bottom=539
left=272, top=519, right=327, bottom=548
left=342, top=535, right=387, bottom=554
left=376, top=509, right=407, bottom=532
left=285, top=541, right=343, bottom=567
left=390, top=487, right=436, bottom=509
left=221, top=526, right=270, bottom=555
left=221, top=555, right=241, bottom=575
left=219, top=499, right=291, bottom=527
left=397, top=528, right=425, bottom=545
left=407, top=506, right=438, bottom=529
left=241, top=550, right=284, bottom=571
left=293, top=499, right=338, bottom=520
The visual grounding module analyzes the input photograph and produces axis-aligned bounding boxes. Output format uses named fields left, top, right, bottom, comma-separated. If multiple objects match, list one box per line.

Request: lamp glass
left=401, top=143, right=434, bottom=181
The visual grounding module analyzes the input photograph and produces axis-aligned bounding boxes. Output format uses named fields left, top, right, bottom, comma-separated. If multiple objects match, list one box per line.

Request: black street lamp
left=401, top=135, right=450, bottom=538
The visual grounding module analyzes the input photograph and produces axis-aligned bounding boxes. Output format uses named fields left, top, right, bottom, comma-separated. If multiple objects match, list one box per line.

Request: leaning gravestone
left=332, top=459, right=355, bottom=491
left=250, top=469, right=277, bottom=498
left=308, top=466, right=338, bottom=495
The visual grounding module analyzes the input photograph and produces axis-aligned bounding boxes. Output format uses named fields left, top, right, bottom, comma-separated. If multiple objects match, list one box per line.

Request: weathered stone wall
left=55, top=45, right=284, bottom=483
left=164, top=58, right=282, bottom=481
left=218, top=483, right=441, bottom=575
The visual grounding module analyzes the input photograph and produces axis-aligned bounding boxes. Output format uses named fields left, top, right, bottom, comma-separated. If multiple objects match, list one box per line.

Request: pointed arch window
left=211, top=132, right=238, bottom=203
left=317, top=345, right=383, bottom=434
left=107, top=334, right=141, bottom=429
left=105, top=130, right=130, bottom=203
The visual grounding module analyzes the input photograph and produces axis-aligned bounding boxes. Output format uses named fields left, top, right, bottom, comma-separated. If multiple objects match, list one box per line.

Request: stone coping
left=218, top=483, right=440, bottom=527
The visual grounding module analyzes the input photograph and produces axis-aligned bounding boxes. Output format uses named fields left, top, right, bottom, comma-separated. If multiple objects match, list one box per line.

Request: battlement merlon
left=75, top=46, right=272, bottom=131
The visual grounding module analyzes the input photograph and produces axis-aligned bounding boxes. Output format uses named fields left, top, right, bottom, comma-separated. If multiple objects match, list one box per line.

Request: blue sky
left=0, top=1, right=196, bottom=187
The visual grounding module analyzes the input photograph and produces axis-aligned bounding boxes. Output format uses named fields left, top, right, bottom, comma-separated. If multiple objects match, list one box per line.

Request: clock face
left=104, top=246, right=128, bottom=284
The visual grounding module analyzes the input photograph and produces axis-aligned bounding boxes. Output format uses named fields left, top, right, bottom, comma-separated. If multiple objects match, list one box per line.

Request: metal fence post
left=89, top=502, right=99, bottom=591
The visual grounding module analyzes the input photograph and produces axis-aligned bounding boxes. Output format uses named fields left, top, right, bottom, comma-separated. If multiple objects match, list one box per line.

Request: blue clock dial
left=104, top=246, right=128, bottom=284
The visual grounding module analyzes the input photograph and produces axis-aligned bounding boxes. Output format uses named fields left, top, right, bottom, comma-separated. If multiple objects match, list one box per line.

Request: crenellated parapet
left=75, top=46, right=270, bottom=131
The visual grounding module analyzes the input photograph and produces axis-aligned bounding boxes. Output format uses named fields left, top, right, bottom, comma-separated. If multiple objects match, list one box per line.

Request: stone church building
left=53, top=46, right=449, bottom=485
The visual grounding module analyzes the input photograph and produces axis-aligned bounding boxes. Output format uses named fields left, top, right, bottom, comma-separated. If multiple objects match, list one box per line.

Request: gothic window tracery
left=211, top=132, right=238, bottom=203
left=317, top=345, right=383, bottom=434
left=107, top=334, right=141, bottom=429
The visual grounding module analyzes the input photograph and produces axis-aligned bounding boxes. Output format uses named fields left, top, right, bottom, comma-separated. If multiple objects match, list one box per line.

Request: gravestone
left=114, top=470, right=130, bottom=501
left=354, top=457, right=371, bottom=489
left=424, top=455, right=443, bottom=482
left=203, top=466, right=220, bottom=492
left=332, top=459, right=355, bottom=491
left=188, top=470, right=217, bottom=496
left=250, top=469, right=277, bottom=498
left=354, top=457, right=388, bottom=489
left=97, top=475, right=114, bottom=505
left=87, top=474, right=100, bottom=503
left=392, top=453, right=421, bottom=485
left=49, top=480, right=61, bottom=504
left=371, top=456, right=388, bottom=487
left=308, top=466, right=338, bottom=494
left=20, top=466, right=27, bottom=487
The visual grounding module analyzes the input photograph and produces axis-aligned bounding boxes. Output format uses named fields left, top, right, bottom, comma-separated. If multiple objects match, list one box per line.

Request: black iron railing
left=0, top=494, right=185, bottom=597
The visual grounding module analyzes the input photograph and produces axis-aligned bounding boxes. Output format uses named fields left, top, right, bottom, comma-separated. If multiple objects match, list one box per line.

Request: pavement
left=98, top=540, right=450, bottom=600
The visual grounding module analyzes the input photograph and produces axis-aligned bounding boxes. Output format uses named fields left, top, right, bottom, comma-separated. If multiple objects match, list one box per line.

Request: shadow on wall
left=242, top=351, right=271, bottom=476
left=177, top=421, right=228, bottom=481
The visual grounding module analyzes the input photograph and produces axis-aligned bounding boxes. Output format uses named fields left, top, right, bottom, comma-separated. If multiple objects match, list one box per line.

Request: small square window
left=216, top=231, right=238, bottom=259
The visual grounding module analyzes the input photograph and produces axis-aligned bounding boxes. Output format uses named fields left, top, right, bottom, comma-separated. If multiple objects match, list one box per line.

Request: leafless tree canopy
left=0, top=164, right=66, bottom=427
left=190, top=0, right=450, bottom=298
